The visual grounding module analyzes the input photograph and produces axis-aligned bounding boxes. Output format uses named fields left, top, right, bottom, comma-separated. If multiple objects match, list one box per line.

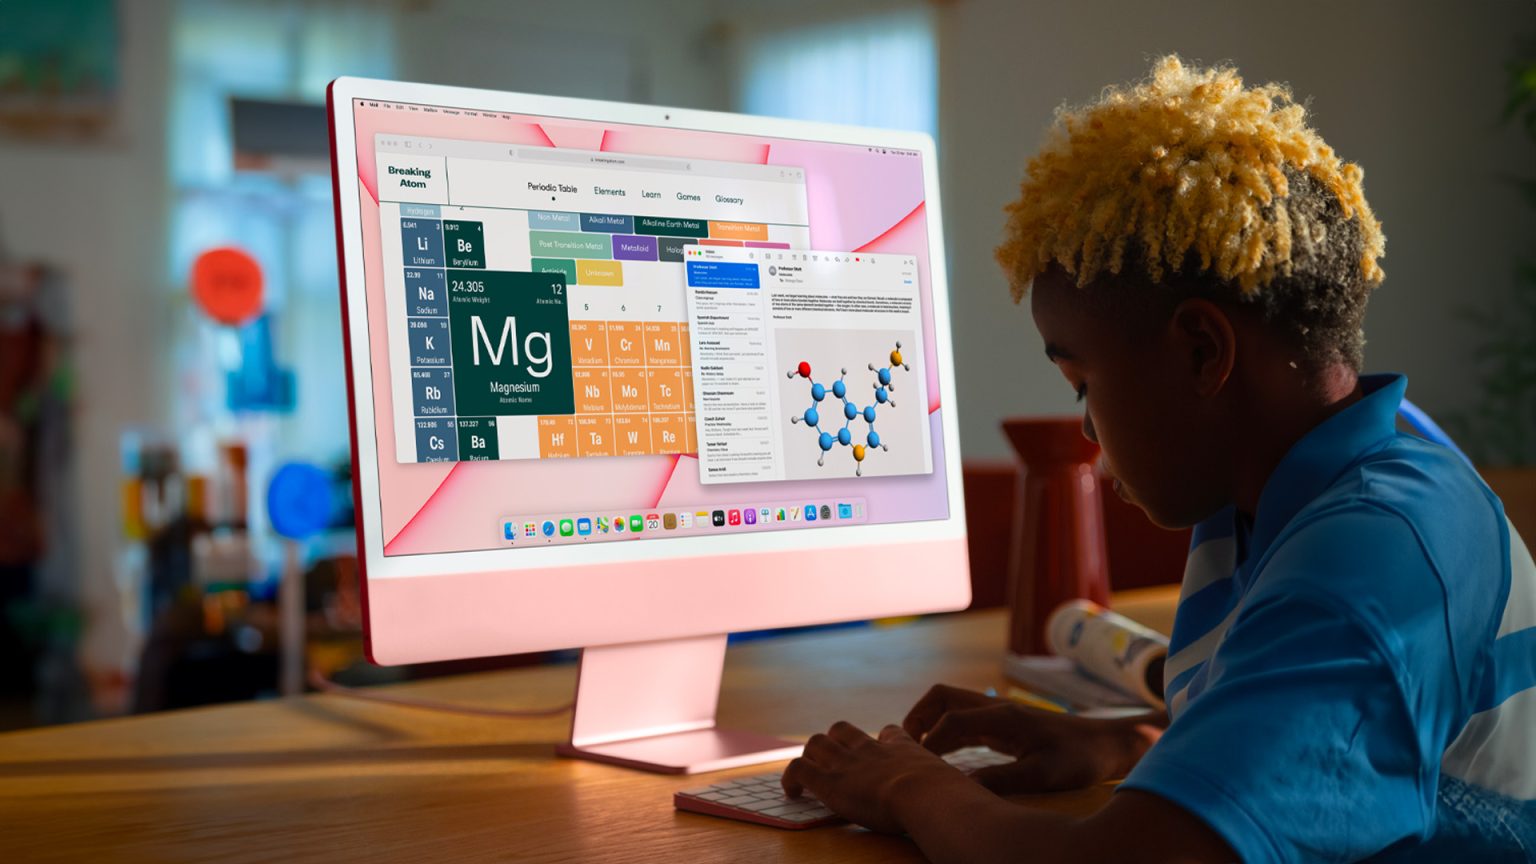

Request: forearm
left=890, top=713, right=1166, bottom=862
left=1064, top=711, right=1165, bottom=781
left=891, top=772, right=1080, bottom=864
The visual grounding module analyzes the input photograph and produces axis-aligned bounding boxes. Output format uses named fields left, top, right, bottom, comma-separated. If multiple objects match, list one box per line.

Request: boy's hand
left=903, top=684, right=1159, bottom=794
left=781, top=721, right=973, bottom=834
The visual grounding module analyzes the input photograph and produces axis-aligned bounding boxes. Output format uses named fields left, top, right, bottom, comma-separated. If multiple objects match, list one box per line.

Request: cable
left=307, top=669, right=574, bottom=718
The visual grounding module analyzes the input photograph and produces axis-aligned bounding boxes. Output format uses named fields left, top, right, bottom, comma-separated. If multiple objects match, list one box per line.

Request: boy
left=782, top=56, right=1536, bottom=862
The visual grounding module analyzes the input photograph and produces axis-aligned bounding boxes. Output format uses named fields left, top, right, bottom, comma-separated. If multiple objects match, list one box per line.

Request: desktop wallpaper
left=347, top=98, right=951, bottom=556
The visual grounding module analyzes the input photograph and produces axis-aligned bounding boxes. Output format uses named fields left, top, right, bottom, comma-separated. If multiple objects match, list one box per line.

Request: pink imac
left=326, top=77, right=970, bottom=774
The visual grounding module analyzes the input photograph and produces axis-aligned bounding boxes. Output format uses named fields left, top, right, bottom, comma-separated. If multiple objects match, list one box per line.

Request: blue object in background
left=227, top=314, right=296, bottom=413
left=266, top=462, right=334, bottom=540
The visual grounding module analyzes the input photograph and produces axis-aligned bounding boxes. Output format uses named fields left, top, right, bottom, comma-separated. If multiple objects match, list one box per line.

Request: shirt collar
left=1248, top=373, right=1407, bottom=559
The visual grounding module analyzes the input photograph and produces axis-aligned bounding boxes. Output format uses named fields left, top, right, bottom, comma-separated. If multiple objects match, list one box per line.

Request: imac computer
left=326, top=77, right=970, bottom=774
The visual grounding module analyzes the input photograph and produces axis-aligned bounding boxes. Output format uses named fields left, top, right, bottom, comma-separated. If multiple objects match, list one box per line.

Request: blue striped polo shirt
left=1119, top=373, right=1536, bottom=862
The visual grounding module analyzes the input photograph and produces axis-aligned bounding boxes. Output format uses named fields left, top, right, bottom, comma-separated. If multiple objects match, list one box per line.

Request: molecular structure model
left=787, top=341, right=910, bottom=477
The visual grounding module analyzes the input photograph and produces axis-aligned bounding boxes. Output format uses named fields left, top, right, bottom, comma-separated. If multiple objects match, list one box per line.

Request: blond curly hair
left=997, top=56, right=1387, bottom=367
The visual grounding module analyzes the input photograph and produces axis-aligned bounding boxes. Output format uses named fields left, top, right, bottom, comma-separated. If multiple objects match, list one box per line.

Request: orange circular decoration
left=191, top=247, right=264, bottom=325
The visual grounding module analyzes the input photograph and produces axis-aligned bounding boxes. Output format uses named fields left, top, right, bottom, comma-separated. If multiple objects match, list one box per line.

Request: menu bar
left=377, top=135, right=803, bottom=185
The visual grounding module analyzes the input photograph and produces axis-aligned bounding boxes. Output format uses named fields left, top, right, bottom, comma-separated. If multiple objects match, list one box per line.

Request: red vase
left=1001, top=417, right=1111, bottom=655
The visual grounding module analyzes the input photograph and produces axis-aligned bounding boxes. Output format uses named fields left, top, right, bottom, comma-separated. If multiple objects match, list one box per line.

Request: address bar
left=512, top=147, right=692, bottom=173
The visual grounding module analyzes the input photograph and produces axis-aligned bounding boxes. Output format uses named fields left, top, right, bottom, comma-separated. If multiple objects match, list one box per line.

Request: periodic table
left=389, top=202, right=807, bottom=464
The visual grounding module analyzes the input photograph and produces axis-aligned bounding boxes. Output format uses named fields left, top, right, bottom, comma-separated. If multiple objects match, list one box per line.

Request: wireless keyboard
left=673, top=746, right=1016, bottom=830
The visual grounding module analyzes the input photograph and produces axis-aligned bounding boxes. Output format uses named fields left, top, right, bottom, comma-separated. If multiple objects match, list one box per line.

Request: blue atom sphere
left=868, top=430, right=882, bottom=448
left=879, top=367, right=892, bottom=385
left=832, top=379, right=847, bottom=398
left=838, top=427, right=852, bottom=445
left=863, top=405, right=876, bottom=422
left=876, top=387, right=889, bottom=403
left=804, top=407, right=819, bottom=426
left=844, top=401, right=858, bottom=420
left=818, top=431, right=834, bottom=451
left=811, top=382, right=826, bottom=401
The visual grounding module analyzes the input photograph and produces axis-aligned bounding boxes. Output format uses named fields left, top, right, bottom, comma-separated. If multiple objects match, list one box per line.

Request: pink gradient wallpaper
left=349, top=102, right=950, bottom=556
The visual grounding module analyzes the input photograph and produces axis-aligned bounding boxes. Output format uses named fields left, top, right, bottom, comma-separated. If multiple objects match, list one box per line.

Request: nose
left=1081, top=410, right=1098, bottom=444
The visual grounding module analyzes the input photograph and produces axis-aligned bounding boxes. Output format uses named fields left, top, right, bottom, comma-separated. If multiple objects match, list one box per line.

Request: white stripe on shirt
left=1441, top=518, right=1536, bottom=799
left=1179, top=536, right=1237, bottom=604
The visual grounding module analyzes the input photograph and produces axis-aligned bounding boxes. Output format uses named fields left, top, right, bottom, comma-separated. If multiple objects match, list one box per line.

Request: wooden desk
left=0, top=589, right=1176, bottom=863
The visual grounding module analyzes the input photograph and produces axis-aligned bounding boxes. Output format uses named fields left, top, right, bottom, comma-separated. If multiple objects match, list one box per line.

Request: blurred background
left=0, top=0, right=1531, bottom=730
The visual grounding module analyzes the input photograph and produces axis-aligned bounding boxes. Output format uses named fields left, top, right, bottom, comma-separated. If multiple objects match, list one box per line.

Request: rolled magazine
left=1044, top=599, right=1169, bottom=709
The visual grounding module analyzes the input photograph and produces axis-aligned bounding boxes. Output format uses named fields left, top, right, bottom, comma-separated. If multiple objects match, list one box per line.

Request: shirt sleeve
left=1119, top=591, right=1430, bottom=863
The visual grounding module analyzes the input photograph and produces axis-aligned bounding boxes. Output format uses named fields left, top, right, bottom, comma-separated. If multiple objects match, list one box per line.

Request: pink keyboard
left=673, top=746, right=1015, bottom=830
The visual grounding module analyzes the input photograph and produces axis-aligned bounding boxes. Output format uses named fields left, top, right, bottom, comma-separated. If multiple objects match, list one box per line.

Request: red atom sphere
left=797, top=361, right=812, bottom=378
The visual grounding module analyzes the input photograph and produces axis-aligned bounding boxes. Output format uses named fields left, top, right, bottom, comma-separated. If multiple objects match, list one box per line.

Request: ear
left=1168, top=298, right=1236, bottom=397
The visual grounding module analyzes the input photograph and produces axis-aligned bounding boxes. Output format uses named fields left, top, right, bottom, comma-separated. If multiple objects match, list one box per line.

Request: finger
left=920, top=705, right=1012, bottom=755
left=903, top=683, right=988, bottom=740
left=781, top=756, right=828, bottom=799
left=827, top=720, right=872, bottom=748
left=878, top=723, right=912, bottom=744
left=802, top=732, right=844, bottom=762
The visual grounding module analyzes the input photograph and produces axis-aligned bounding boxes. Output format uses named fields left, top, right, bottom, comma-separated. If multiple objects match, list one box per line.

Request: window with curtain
left=736, top=8, right=937, bottom=137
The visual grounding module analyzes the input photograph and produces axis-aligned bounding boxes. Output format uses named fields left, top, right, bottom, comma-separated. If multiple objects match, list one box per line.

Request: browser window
left=375, top=137, right=810, bottom=463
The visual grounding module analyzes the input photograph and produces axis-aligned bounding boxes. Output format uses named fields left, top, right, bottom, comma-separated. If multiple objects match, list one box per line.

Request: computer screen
left=344, top=96, right=952, bottom=559
left=332, top=79, right=968, bottom=771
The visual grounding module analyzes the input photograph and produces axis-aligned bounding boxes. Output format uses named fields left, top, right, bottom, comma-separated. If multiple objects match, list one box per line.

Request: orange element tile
left=680, top=366, right=695, bottom=412
left=537, top=416, right=578, bottom=458
left=646, top=368, right=685, bottom=413
left=606, top=320, right=646, bottom=366
left=568, top=320, right=609, bottom=366
left=708, top=221, right=769, bottom=242
left=684, top=413, right=697, bottom=454
left=612, top=414, right=653, bottom=456
left=678, top=322, right=691, bottom=366
left=575, top=415, right=616, bottom=458
left=697, top=238, right=743, bottom=247
left=571, top=367, right=612, bottom=414
left=608, top=367, right=649, bottom=413
left=642, top=321, right=680, bottom=366
left=650, top=413, right=688, bottom=454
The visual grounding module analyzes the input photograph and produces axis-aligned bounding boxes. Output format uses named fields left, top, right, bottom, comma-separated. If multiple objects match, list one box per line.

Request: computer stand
left=555, top=633, right=804, bottom=774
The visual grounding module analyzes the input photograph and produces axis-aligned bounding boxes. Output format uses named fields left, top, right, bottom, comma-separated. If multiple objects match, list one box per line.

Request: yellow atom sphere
left=890, top=349, right=903, bottom=366
left=853, top=444, right=866, bottom=462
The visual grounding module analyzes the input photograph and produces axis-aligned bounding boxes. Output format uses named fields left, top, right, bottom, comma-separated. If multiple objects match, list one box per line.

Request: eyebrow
left=1044, top=343, right=1076, bottom=362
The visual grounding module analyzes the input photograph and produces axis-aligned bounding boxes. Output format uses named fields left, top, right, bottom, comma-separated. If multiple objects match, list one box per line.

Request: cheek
left=1089, top=387, right=1176, bottom=486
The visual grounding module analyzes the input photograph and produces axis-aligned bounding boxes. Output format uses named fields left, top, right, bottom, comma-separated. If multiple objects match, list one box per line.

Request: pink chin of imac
left=362, top=537, right=970, bottom=774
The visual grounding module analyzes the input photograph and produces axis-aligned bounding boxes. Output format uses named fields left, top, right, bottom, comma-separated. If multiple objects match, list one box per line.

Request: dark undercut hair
left=1074, top=168, right=1373, bottom=371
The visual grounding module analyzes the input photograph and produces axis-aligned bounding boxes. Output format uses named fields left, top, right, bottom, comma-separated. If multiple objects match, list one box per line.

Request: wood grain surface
left=0, top=590, right=1176, bottom=863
